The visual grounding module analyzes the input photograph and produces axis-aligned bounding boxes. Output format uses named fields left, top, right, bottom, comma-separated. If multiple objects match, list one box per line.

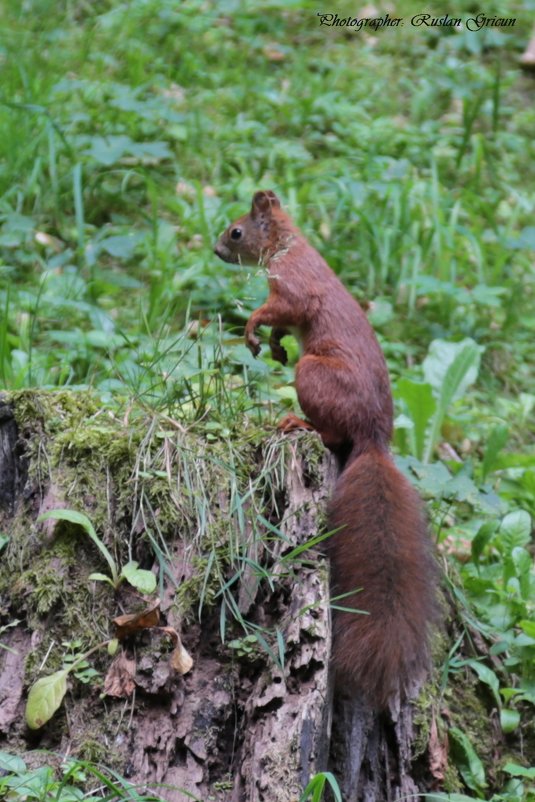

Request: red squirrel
left=214, top=190, right=437, bottom=708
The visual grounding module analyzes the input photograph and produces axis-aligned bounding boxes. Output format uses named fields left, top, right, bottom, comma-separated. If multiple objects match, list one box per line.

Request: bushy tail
left=327, top=446, right=438, bottom=709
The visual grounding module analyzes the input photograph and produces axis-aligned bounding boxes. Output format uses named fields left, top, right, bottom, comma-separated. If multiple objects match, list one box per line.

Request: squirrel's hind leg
left=294, top=354, right=353, bottom=453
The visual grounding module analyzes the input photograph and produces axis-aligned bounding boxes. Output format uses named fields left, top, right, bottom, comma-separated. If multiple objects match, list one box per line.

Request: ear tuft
left=251, top=190, right=281, bottom=217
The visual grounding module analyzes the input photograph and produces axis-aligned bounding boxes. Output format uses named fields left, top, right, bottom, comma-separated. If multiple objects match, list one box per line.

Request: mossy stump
left=1, top=390, right=441, bottom=801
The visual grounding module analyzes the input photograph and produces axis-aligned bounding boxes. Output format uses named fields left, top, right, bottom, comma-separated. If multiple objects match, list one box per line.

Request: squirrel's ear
left=251, top=190, right=281, bottom=218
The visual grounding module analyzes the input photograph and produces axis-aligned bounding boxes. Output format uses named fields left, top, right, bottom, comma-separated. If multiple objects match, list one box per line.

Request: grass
left=1, top=0, right=535, bottom=798
left=1, top=0, right=534, bottom=404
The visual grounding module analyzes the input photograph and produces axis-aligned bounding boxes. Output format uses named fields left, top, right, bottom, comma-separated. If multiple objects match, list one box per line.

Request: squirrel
left=214, top=190, right=438, bottom=709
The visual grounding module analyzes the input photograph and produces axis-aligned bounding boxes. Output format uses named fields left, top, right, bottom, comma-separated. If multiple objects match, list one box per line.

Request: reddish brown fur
left=214, top=191, right=438, bottom=708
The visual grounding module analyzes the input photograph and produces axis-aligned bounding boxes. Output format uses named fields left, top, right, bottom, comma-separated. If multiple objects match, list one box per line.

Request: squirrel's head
left=214, top=190, right=289, bottom=266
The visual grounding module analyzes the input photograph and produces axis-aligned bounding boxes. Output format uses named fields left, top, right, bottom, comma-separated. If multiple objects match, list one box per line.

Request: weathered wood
left=330, top=690, right=423, bottom=802
left=231, top=440, right=336, bottom=801
left=0, top=628, right=32, bottom=735
left=0, top=396, right=22, bottom=515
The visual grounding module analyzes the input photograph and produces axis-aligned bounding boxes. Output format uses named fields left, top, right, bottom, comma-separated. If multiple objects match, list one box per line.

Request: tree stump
left=0, top=392, right=434, bottom=801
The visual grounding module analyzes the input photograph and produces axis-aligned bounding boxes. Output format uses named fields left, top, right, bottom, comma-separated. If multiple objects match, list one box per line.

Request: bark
left=0, top=396, right=26, bottom=516
left=0, top=393, right=434, bottom=801
left=230, top=442, right=336, bottom=802
left=330, top=691, right=425, bottom=802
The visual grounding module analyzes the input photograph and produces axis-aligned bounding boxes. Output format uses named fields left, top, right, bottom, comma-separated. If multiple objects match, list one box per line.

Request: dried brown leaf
left=429, top=713, right=448, bottom=782
left=103, top=651, right=136, bottom=698
left=159, top=626, right=193, bottom=675
left=113, top=601, right=160, bottom=639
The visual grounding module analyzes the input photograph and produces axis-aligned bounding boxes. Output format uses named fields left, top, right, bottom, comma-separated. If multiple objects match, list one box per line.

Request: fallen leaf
left=113, top=601, right=160, bottom=639
left=103, top=651, right=136, bottom=697
left=429, top=712, right=448, bottom=783
left=112, top=603, right=192, bottom=676
left=160, top=626, right=193, bottom=675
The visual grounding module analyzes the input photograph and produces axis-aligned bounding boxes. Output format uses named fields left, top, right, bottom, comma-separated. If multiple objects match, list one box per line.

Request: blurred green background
left=0, top=0, right=533, bottom=409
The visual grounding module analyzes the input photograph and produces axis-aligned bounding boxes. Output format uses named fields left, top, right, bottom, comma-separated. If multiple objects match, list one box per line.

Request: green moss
left=298, top=431, right=330, bottom=488
left=213, top=778, right=233, bottom=791
left=12, top=389, right=100, bottom=441
left=23, top=640, right=62, bottom=681
left=77, top=738, right=121, bottom=768
left=412, top=686, right=434, bottom=759
left=11, top=388, right=135, bottom=476
left=442, top=761, right=464, bottom=794
left=6, top=390, right=136, bottom=548
left=447, top=674, right=495, bottom=758
left=9, top=538, right=72, bottom=610
left=175, top=554, right=221, bottom=620
left=437, top=669, right=502, bottom=795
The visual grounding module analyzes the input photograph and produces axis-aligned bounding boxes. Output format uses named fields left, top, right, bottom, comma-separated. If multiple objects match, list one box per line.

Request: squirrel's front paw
left=245, top=332, right=261, bottom=357
left=278, top=414, right=314, bottom=433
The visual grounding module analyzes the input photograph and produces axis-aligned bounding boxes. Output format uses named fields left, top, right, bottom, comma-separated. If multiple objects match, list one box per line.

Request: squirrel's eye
left=230, top=228, right=242, bottom=241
